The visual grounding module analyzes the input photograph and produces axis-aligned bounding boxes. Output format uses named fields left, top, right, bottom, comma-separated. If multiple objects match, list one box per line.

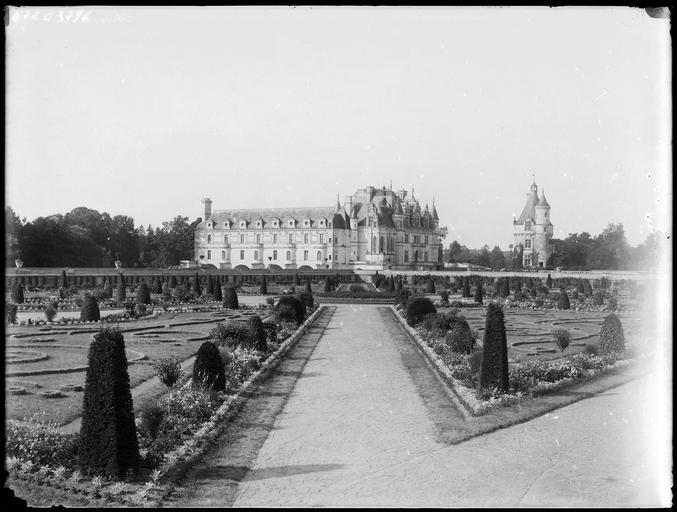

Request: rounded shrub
left=406, top=297, right=437, bottom=327
left=80, top=295, right=101, bottom=322
left=79, top=328, right=139, bottom=478
left=599, top=313, right=625, bottom=356
left=552, top=329, right=571, bottom=354
left=275, top=295, right=305, bottom=324
left=11, top=282, right=24, bottom=304
left=139, top=401, right=165, bottom=441
left=444, top=319, right=475, bottom=354
left=136, top=282, right=151, bottom=305
left=296, top=290, right=314, bottom=310
left=6, top=303, right=18, bottom=324
left=192, top=341, right=226, bottom=391
left=223, top=286, right=239, bottom=309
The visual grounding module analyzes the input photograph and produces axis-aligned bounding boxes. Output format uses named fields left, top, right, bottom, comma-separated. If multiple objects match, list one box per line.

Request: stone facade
left=194, top=185, right=443, bottom=270
left=513, top=179, right=553, bottom=267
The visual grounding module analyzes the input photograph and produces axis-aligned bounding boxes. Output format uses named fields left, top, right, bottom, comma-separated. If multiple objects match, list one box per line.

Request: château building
left=193, top=185, right=443, bottom=270
left=513, top=178, right=553, bottom=267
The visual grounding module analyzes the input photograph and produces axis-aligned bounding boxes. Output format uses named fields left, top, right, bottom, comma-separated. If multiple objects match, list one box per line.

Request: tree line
left=443, top=223, right=665, bottom=271
left=5, top=206, right=199, bottom=268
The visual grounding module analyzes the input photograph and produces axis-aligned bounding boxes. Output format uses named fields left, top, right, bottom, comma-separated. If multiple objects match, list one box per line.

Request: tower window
left=207, top=250, right=211, bottom=259
left=240, top=250, right=245, bottom=259
left=273, top=250, right=278, bottom=260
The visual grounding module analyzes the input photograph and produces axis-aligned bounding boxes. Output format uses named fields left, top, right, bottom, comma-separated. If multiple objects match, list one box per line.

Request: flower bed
left=6, top=306, right=325, bottom=506
left=391, top=305, right=633, bottom=416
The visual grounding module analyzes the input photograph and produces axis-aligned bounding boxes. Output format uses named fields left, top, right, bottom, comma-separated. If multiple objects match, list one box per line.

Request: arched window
left=379, top=236, right=384, bottom=253
left=221, top=251, right=226, bottom=260
left=317, top=251, right=322, bottom=260
left=286, top=250, right=291, bottom=261
left=256, top=234, right=261, bottom=244
left=254, top=250, right=259, bottom=260
left=288, top=233, right=293, bottom=244
left=371, top=236, right=377, bottom=253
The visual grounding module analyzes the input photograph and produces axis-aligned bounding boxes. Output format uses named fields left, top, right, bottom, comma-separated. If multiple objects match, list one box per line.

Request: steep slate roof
left=537, top=191, right=550, bottom=208
left=431, top=202, right=439, bottom=220
left=516, top=190, right=540, bottom=224
left=206, top=207, right=335, bottom=228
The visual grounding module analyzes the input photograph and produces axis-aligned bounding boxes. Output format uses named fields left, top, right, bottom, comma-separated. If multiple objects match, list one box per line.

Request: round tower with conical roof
left=513, top=178, right=553, bottom=268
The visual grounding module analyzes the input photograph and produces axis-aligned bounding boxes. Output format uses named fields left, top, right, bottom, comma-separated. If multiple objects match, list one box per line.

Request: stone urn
left=15, top=259, right=23, bottom=269
left=114, top=260, right=122, bottom=269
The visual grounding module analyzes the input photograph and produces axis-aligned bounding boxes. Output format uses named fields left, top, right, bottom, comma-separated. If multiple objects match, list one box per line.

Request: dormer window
left=207, top=222, right=212, bottom=228
left=288, top=220, right=294, bottom=227
left=318, top=219, right=325, bottom=227
left=272, top=219, right=279, bottom=228
left=240, top=221, right=246, bottom=229
left=256, top=221, right=262, bottom=228
left=223, top=222, right=230, bottom=229
left=304, top=220, right=310, bottom=227
left=525, top=220, right=532, bottom=230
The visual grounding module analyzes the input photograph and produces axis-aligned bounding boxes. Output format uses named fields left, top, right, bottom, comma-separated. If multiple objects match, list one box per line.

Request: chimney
left=202, top=198, right=212, bottom=220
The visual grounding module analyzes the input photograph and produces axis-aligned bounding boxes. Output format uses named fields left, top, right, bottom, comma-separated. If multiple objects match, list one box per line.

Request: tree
left=10, top=282, right=24, bottom=304
left=479, top=303, right=509, bottom=391
left=305, top=278, right=312, bottom=293
left=586, top=223, right=630, bottom=270
left=79, top=328, right=139, bottom=478
left=552, top=329, right=571, bottom=358
left=599, top=313, right=625, bottom=355
left=462, top=277, right=471, bottom=298
left=192, top=273, right=202, bottom=295
left=153, top=356, right=183, bottom=413
left=489, top=245, right=506, bottom=270
left=5, top=206, right=24, bottom=266
left=546, top=274, right=553, bottom=289
left=260, top=274, right=268, bottom=295
left=247, top=315, right=268, bottom=353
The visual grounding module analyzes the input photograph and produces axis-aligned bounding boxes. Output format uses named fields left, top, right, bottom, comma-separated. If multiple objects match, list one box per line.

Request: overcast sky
left=6, top=6, right=671, bottom=248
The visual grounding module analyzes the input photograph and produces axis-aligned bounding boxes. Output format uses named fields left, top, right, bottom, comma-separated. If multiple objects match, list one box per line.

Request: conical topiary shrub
left=293, top=273, right=300, bottom=286
left=192, top=273, right=202, bottom=296
left=546, top=274, right=553, bottom=289
left=136, top=282, right=151, bottom=305
left=247, top=315, right=267, bottom=353
left=478, top=302, right=509, bottom=392
left=223, top=286, right=239, bottom=309
left=80, top=295, right=101, bottom=322
left=296, top=291, right=314, bottom=310
left=474, top=280, right=483, bottom=305
left=305, top=279, right=312, bottom=293
left=169, top=275, right=177, bottom=289
left=213, top=280, right=223, bottom=302
left=324, top=278, right=332, bottom=293
left=593, top=291, right=604, bottom=306
left=426, top=279, right=436, bottom=293
left=79, top=328, right=139, bottom=478
left=260, top=275, right=268, bottom=295
left=11, top=282, right=24, bottom=304
left=192, top=341, right=225, bottom=391
left=462, top=277, right=471, bottom=298
left=206, top=274, right=214, bottom=295
left=103, top=278, right=113, bottom=298
left=557, top=288, right=570, bottom=310
left=61, top=270, right=69, bottom=288
left=599, top=313, right=625, bottom=356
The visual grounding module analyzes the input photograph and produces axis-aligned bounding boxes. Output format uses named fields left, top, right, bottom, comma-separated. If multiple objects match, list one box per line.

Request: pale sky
left=5, top=6, right=672, bottom=248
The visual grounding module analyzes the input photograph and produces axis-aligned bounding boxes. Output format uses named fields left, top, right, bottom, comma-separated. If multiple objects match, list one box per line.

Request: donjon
left=513, top=178, right=553, bottom=267
left=194, top=185, right=443, bottom=271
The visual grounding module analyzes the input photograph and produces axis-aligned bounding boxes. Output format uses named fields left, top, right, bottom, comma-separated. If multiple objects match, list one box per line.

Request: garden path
left=169, top=305, right=665, bottom=507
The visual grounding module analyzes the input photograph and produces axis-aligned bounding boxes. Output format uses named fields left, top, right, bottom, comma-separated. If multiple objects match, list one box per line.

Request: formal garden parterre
left=5, top=269, right=653, bottom=506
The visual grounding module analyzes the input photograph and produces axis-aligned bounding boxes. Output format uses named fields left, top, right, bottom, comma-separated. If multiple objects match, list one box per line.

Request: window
left=414, top=235, right=420, bottom=244
left=304, top=220, right=310, bottom=227
left=289, top=220, right=294, bottom=227
left=256, top=221, right=262, bottom=228
left=207, top=235, right=212, bottom=243
left=273, top=234, right=278, bottom=244
left=286, top=250, right=291, bottom=261
left=240, top=234, right=245, bottom=244
left=304, top=234, right=309, bottom=244
left=289, top=234, right=293, bottom=244
left=240, top=221, right=246, bottom=228
left=221, top=251, right=226, bottom=260
left=224, top=235, right=228, bottom=243
left=424, top=252, right=428, bottom=261
left=256, top=234, right=261, bottom=244
left=317, top=251, right=322, bottom=260
left=404, top=234, right=409, bottom=243
left=319, top=234, right=324, bottom=244
left=525, top=239, right=532, bottom=249
left=207, top=250, right=211, bottom=259
left=254, top=250, right=259, bottom=260
left=424, top=236, right=428, bottom=245
left=240, top=250, right=245, bottom=260
left=525, top=220, right=532, bottom=230
left=319, top=220, right=325, bottom=227
left=273, top=250, right=277, bottom=260
left=304, top=250, right=308, bottom=260
left=404, top=250, right=409, bottom=262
